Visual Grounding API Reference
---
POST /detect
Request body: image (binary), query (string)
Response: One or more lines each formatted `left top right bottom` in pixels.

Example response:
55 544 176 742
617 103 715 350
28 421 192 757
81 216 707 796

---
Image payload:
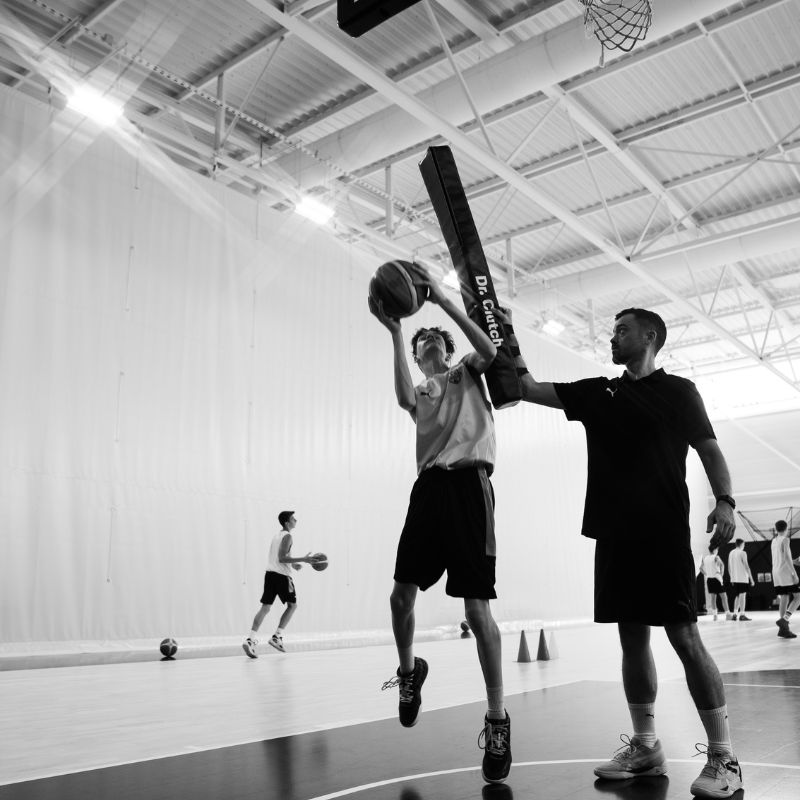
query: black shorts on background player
260 572 296 605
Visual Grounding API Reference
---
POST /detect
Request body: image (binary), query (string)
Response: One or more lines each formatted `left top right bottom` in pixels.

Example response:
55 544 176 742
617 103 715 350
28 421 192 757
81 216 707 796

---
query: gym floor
2 612 798 799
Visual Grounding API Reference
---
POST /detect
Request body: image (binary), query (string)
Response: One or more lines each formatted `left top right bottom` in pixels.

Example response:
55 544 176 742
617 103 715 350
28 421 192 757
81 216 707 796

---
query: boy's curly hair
410 326 455 363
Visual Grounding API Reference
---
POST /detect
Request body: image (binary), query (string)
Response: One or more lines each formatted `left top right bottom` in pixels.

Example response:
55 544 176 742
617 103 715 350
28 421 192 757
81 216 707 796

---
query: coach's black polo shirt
554 369 715 541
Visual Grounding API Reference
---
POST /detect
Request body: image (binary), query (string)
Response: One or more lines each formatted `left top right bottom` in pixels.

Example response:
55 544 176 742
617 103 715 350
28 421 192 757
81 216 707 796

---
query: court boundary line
305 759 800 800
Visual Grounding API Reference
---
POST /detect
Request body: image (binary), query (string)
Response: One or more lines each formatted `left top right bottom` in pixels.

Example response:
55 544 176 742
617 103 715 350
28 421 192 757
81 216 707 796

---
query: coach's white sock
248 629 258 640
274 627 285 637
699 706 733 756
628 702 657 747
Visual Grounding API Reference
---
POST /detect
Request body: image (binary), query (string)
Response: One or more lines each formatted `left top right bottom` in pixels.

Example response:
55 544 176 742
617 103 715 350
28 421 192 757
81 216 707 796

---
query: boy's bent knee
390 588 415 614
464 599 494 629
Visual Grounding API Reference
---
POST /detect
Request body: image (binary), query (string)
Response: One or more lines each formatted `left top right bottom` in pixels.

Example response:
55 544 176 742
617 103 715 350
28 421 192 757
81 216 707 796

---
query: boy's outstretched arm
370 297 416 415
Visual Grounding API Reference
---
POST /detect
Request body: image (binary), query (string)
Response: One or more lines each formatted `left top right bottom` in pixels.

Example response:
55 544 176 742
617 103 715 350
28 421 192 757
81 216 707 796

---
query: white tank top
771 535 797 586
727 548 750 583
702 554 722 581
267 531 293 576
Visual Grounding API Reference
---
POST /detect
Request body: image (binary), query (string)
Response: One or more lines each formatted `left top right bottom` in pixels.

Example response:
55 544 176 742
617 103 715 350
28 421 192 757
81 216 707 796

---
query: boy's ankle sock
486 686 505 720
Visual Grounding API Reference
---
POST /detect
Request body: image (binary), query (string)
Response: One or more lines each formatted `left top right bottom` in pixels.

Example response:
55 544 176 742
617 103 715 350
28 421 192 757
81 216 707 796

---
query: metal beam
244 0 800 396
404 62 800 220
726 418 800 474
61 0 128 46
432 0 505 53
272 0 762 189
543 85 700 231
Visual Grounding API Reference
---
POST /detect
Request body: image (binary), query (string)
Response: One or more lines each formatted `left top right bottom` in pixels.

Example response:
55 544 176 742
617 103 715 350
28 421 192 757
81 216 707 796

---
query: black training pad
419 146 521 410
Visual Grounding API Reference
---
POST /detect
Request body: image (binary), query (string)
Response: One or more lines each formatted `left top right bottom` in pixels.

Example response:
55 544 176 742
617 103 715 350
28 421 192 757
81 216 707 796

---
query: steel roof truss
698 18 800 191
219 38 283 151
562 103 624 251
423 0 495 155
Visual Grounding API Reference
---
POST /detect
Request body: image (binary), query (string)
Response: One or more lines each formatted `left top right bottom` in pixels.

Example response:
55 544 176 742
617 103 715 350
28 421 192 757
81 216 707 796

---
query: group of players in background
701 529 800 634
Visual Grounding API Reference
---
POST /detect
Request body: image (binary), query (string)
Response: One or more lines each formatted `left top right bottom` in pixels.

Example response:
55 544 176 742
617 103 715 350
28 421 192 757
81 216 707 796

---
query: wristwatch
715 494 736 510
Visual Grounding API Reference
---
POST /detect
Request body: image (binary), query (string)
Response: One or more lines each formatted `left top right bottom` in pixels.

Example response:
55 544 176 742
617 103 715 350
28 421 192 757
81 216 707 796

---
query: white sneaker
690 746 742 798
242 637 258 658
268 634 285 653
594 734 667 779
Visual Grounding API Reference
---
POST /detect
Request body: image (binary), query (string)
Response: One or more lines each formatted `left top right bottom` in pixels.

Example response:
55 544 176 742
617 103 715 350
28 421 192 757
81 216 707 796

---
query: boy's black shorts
594 531 697 625
394 465 496 599
260 571 296 605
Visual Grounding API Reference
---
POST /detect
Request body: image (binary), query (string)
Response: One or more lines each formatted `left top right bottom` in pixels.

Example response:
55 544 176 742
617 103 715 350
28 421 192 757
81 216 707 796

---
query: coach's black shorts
260 571 296 605
594 532 696 625
775 583 800 595
394 466 496 599
706 577 724 594
731 581 750 593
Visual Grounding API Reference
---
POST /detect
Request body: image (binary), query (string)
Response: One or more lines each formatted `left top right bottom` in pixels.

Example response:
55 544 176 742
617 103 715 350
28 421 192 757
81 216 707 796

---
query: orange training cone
548 631 559 660
536 628 550 661
516 630 532 663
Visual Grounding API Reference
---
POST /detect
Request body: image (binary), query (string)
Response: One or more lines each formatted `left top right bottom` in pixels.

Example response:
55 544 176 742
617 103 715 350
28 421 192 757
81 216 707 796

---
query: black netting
738 507 798 541
580 0 652 62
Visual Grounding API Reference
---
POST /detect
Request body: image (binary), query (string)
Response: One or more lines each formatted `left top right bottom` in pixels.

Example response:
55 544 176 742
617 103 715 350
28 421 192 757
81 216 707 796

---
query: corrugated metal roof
1 0 799 407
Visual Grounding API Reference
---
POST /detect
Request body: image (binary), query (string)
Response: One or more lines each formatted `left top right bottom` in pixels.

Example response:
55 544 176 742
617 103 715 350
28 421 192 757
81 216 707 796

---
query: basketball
311 552 328 571
368 260 428 319
159 637 177 658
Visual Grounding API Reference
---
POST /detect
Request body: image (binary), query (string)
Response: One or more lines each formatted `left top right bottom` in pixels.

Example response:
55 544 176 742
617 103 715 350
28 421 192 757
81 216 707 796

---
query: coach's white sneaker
690 746 742 798
594 734 667 779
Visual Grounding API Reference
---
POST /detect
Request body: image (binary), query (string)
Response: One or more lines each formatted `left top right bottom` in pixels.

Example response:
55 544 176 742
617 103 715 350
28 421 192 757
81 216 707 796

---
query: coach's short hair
775 519 788 533
615 308 667 353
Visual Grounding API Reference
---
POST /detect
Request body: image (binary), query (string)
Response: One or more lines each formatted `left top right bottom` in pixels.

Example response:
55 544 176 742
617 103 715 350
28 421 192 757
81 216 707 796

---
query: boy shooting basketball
370 264 511 785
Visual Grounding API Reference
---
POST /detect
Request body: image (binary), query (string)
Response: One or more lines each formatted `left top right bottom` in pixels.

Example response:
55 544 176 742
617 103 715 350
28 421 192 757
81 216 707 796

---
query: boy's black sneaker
479 712 512 784
382 656 428 727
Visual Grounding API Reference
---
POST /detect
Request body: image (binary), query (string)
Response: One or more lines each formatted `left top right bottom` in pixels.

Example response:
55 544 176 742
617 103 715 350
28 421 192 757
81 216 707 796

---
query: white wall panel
0 88 712 646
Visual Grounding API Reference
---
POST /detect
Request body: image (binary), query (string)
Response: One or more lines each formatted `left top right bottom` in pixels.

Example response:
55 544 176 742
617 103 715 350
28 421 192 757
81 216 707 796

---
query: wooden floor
1 612 798 798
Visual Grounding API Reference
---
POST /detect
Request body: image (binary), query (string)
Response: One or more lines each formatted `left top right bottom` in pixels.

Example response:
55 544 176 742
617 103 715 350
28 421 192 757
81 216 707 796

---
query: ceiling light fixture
67 85 123 127
294 196 334 225
542 318 565 336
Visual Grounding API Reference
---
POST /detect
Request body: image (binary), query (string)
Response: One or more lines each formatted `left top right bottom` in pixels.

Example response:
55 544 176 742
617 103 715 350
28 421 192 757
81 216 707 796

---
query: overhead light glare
294 196 334 225
542 318 565 336
443 269 459 289
67 85 123 127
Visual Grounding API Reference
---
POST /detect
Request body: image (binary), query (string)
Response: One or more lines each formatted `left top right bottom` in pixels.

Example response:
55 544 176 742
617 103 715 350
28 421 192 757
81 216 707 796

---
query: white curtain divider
0 87 709 646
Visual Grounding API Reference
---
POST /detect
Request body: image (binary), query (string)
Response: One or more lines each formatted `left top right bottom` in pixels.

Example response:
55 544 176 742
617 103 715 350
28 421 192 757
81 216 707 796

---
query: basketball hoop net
579 0 653 66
